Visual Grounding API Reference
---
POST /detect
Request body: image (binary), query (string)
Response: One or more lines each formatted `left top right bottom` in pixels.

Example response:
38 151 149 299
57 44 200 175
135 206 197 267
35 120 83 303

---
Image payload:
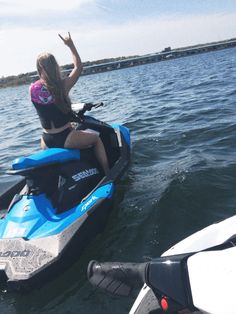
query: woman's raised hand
58 32 74 48
58 32 82 93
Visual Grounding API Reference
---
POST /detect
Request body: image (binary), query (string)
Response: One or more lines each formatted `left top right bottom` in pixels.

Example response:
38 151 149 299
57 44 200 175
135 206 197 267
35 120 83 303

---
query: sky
1 0 236 77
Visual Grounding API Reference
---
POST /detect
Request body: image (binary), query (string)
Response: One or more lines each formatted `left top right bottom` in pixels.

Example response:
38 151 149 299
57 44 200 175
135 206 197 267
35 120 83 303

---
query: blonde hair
36 52 71 113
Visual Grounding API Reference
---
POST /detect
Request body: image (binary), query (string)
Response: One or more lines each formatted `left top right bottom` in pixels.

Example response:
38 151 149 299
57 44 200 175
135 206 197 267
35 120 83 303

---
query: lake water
1 47 236 313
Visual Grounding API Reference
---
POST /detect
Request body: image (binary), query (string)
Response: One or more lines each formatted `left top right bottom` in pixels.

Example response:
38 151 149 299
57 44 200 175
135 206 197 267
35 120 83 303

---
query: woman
30 32 109 175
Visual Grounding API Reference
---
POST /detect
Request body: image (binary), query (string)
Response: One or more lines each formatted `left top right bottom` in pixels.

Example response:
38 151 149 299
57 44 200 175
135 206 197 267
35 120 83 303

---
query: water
1 47 236 313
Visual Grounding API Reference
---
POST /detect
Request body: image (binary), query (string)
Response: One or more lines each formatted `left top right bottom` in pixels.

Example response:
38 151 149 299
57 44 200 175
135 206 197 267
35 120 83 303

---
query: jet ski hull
0 117 130 291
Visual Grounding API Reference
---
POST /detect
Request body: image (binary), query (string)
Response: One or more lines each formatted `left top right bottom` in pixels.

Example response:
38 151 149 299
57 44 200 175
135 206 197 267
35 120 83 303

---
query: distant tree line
1 37 236 89
0 56 138 89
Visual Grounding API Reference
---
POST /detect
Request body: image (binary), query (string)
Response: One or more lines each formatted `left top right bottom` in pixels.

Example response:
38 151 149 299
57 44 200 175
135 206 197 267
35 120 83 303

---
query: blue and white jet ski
88 214 236 314
0 102 130 291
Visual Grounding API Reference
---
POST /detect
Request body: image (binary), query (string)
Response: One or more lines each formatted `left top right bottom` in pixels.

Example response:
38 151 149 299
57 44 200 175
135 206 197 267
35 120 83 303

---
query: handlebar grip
84 103 93 111
87 260 148 296
94 102 104 108
85 102 104 110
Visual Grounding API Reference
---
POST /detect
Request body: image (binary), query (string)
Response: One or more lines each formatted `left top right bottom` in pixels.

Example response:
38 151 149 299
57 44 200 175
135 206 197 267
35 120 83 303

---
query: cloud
75 12 236 60
0 0 100 31
0 0 94 15
1 11 236 77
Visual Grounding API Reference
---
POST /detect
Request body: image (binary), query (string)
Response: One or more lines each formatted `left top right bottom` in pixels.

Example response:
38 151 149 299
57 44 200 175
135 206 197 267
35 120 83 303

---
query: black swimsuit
42 128 72 148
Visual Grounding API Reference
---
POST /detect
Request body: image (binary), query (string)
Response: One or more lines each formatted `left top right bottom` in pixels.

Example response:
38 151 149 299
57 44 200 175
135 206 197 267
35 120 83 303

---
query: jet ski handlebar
71 102 104 114
87 255 195 313
70 102 104 123
87 260 147 296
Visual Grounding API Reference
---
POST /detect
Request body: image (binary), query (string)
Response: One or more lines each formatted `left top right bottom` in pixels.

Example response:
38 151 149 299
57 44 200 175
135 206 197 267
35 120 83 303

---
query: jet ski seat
8 148 81 174
7 148 102 212
6 148 82 199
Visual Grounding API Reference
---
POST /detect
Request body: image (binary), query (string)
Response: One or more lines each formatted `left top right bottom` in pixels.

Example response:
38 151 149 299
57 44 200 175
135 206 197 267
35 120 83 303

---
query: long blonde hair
36 52 71 114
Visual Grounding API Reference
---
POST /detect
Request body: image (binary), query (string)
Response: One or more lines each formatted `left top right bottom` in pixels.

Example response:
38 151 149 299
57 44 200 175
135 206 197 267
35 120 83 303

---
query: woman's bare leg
41 137 48 150
64 130 109 175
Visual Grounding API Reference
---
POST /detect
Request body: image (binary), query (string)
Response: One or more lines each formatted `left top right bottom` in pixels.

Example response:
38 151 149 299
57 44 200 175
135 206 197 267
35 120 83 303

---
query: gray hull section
0 213 87 287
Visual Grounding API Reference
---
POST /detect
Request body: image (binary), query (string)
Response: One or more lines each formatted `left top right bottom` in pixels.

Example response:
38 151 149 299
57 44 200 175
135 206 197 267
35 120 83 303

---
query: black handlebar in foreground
87 260 147 296
87 254 195 313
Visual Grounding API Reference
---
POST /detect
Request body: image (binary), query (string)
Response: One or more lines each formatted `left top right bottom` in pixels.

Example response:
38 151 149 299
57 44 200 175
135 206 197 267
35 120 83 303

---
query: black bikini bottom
42 128 72 148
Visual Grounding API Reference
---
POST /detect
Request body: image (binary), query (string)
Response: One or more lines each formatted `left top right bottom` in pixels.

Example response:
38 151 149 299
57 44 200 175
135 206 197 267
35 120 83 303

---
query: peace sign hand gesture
58 32 74 48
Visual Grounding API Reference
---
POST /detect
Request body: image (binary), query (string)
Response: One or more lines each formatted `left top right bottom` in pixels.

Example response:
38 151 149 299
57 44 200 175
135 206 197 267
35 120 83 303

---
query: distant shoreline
1 37 236 89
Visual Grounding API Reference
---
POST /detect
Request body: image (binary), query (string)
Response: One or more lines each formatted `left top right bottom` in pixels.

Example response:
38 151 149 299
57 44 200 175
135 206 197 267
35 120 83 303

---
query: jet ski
0 102 130 292
88 214 236 314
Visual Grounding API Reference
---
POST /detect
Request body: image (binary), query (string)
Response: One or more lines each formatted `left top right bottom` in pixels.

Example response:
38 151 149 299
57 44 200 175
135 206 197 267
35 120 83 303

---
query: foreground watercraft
0 102 130 291
88 214 236 314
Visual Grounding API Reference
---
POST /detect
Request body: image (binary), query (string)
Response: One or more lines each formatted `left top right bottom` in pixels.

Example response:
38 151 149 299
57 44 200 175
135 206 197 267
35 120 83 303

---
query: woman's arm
59 32 83 94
